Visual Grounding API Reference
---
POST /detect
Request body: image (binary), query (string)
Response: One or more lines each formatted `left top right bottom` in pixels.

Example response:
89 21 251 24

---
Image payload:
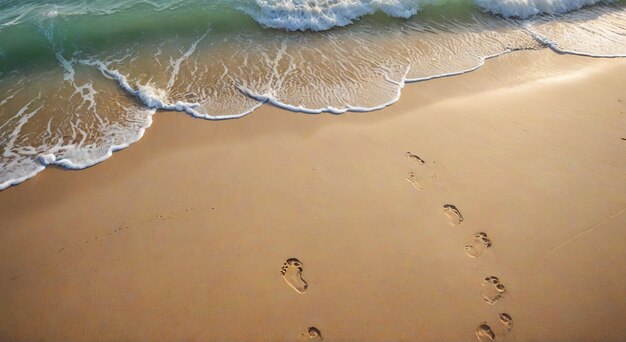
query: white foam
474 0 606 19
2 102 42 161
0 163 45 191
43 109 155 170
524 6 626 58
242 0 617 31
0 99 44 190
406 50 514 82
37 154 57 165
238 66 409 113
527 29 626 58
166 31 208 91
81 58 261 120
0 103 157 191
242 0 426 31
46 10 59 18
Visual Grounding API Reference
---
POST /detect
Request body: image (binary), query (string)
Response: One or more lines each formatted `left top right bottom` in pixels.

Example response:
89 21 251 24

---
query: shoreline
1 49 625 341
3 36 625 193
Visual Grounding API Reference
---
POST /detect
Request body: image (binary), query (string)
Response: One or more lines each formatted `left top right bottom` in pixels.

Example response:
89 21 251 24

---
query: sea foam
243 0 614 31
475 0 607 18
242 0 426 31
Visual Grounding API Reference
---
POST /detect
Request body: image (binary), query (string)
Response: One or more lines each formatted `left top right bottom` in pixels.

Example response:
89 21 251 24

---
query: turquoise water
1 0 625 189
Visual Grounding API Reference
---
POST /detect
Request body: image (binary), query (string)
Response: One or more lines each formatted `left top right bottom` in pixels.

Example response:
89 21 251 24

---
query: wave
475 0 607 19
243 0 616 31
241 0 425 31
1 0 617 34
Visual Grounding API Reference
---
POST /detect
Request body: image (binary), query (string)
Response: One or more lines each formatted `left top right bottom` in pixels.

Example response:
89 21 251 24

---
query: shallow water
1 0 625 189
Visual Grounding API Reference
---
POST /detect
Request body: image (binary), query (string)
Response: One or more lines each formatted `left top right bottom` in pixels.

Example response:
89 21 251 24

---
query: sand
0 49 625 341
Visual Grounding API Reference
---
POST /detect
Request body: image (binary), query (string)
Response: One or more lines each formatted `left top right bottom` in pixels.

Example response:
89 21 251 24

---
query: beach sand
0 49 625 341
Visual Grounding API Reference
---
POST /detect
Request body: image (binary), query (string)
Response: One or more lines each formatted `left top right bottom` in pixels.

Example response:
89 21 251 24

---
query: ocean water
1 0 625 190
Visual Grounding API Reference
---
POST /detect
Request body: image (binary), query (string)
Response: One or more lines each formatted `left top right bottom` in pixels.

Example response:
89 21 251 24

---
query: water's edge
1 1 625 190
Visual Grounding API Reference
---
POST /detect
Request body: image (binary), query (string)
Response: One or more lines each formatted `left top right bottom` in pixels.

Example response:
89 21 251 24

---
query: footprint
481 276 506 305
475 313 513 340
465 232 492 258
280 258 308 294
475 323 495 341
407 172 424 191
499 313 513 331
300 327 322 340
406 152 425 164
443 204 463 225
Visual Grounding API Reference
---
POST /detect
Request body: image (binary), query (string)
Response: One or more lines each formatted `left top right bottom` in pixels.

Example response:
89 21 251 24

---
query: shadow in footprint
406 152 425 164
300 327 323 340
443 204 463 226
499 313 513 332
482 276 506 305
465 232 492 258
281 258 308 294
475 323 495 341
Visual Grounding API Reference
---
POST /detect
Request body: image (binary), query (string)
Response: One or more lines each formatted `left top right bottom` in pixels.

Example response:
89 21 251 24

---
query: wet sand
0 49 625 341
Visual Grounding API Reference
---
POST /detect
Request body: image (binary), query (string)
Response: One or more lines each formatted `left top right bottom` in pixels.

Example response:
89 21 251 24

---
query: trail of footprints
437 202 512 340
438 202 512 340
404 151 512 340
279 152 437 338
279 152 513 340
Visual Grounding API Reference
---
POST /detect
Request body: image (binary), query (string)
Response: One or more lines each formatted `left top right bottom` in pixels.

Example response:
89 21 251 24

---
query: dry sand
0 49 625 341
